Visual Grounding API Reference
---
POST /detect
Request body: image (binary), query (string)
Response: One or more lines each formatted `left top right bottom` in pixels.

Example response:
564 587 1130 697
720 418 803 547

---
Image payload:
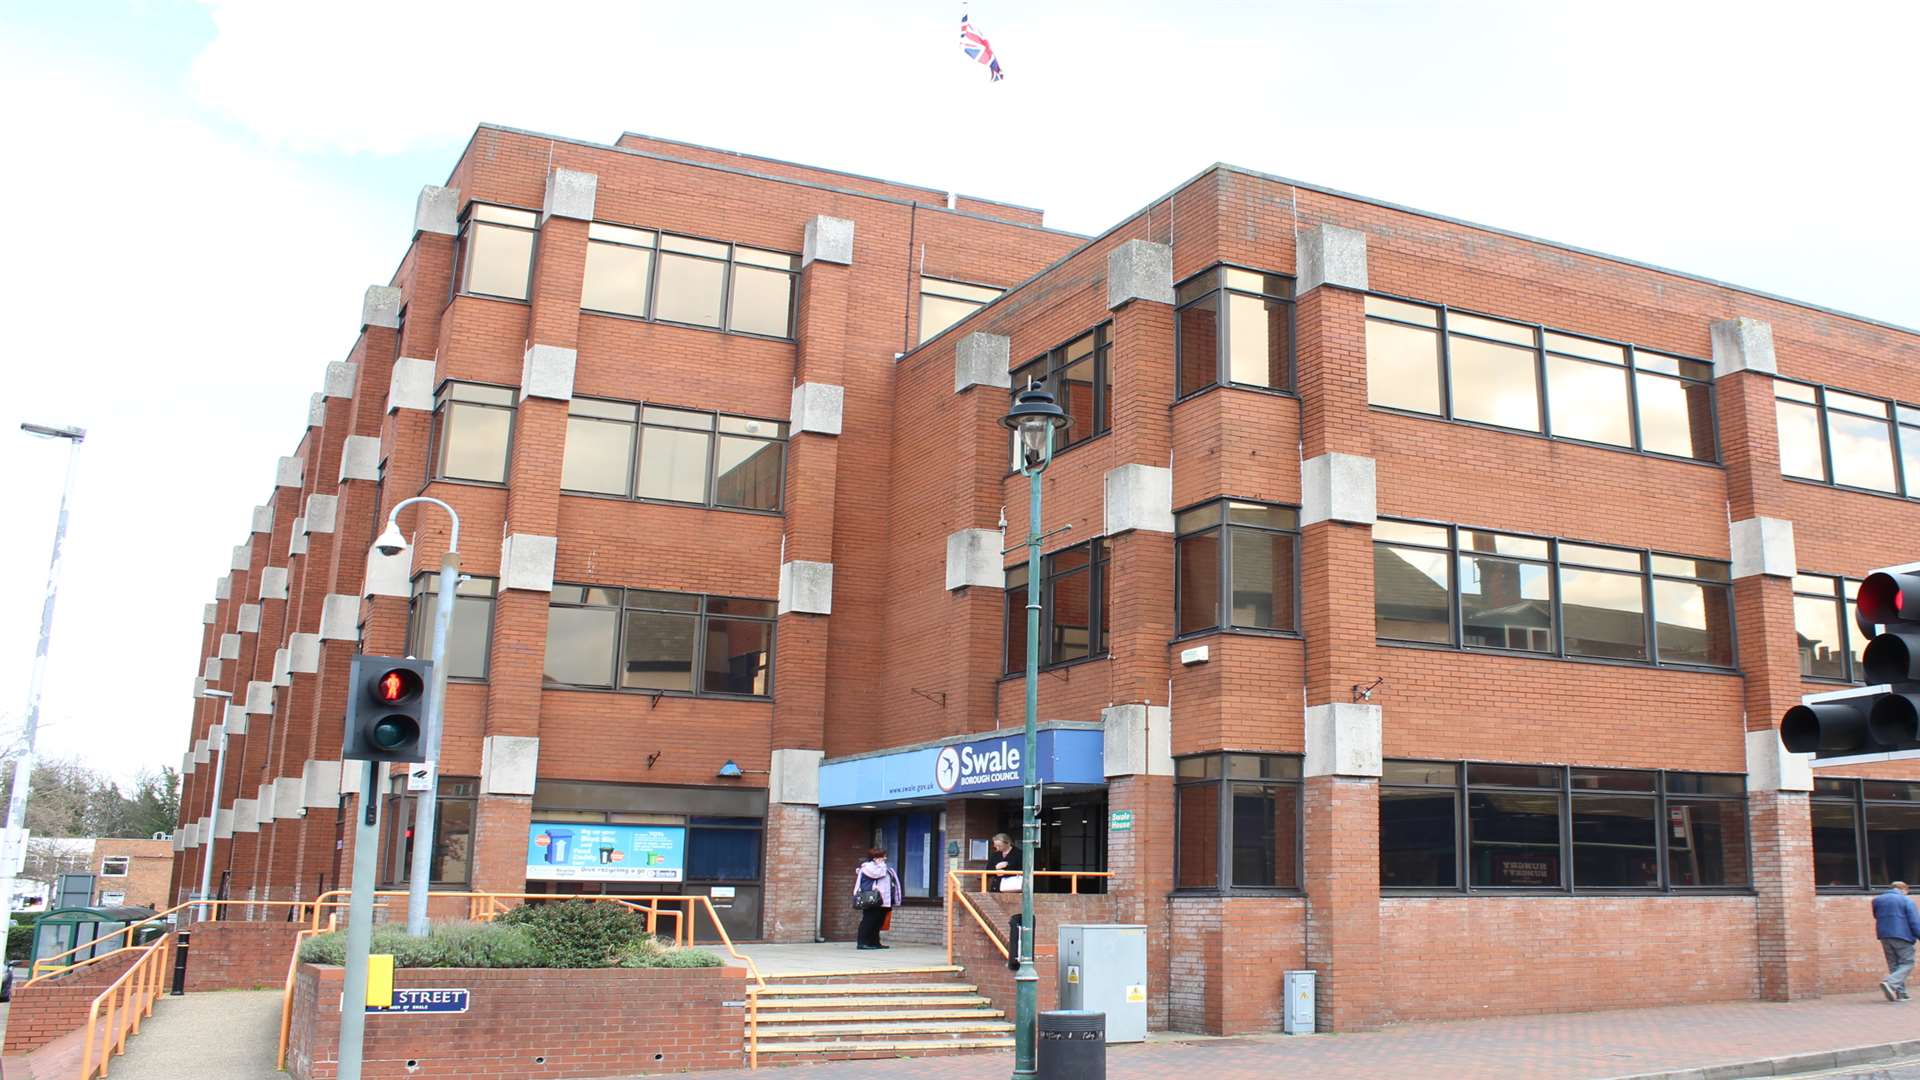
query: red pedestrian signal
343 655 430 763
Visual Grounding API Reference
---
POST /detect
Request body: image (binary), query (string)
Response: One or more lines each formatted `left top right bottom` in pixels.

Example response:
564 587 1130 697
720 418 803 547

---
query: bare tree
19 838 94 902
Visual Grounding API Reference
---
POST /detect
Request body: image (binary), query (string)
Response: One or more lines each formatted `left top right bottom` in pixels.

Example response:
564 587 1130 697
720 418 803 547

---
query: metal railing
29 899 347 984
943 870 1112 965
77 932 174 1079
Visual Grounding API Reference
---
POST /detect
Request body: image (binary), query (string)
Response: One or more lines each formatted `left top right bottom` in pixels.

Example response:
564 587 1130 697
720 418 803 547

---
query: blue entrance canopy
819 725 1104 808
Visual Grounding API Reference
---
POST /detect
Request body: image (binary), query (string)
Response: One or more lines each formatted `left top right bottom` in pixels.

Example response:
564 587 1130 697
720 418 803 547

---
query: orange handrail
29 899 349 983
945 872 1010 963
952 869 1113 895
275 916 337 1071
77 932 172 1079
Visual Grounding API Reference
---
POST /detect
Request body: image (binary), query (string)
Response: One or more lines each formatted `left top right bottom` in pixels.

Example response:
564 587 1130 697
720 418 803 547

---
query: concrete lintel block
289 518 308 556
214 808 234 840
1106 239 1174 309
1296 223 1370 294
945 528 1006 590
236 603 261 633
215 574 232 601
193 738 211 765
202 603 217 625
273 777 303 819
219 633 242 660
307 393 327 428
322 360 357 399
365 547 411 599
1102 704 1174 778
171 829 186 851
520 344 577 402
272 647 291 688
251 503 274 534
802 215 855 267
245 680 274 716
955 333 1012 393
259 566 289 601
790 382 845 436
1730 516 1796 579
1301 452 1378 527
1747 728 1813 792
500 533 558 592
1710 317 1778 378
193 676 207 698
482 736 540 796
303 760 343 807
181 751 195 776
232 799 260 834
770 748 825 806
275 455 304 488
230 541 253 571
1304 702 1384 778
542 168 598 222
340 761 372 796
387 357 435 413
1104 463 1175 535
289 633 321 674
256 781 277 822
362 285 404 330
203 657 222 682
777 560 834 616
304 493 340 535
338 435 381 483
414 184 461 236
318 594 360 642
224 705 248 735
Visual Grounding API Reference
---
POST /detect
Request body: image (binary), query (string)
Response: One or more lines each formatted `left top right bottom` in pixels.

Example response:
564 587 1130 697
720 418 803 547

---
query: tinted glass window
1560 566 1647 661
563 410 636 495
1812 800 1862 888
1366 319 1443 414
1572 794 1658 888
1229 782 1298 888
438 399 512 483
465 221 534 300
1177 292 1220 397
637 425 711 503
543 606 618 687
1380 788 1457 887
1226 292 1290 389
1794 593 1848 680
620 610 697 691
1652 579 1734 668
1176 782 1219 889
1547 355 1632 447
1668 797 1749 887
704 616 771 695
408 577 495 680
581 240 652 317
728 265 794 337
1868 803 1920 888
1176 530 1220 635
1459 554 1552 652
1449 336 1540 431
1776 396 1827 481
1004 564 1029 675
1635 372 1715 460
1829 410 1898 492
1375 544 1451 643
1469 791 1561 887
654 252 726 327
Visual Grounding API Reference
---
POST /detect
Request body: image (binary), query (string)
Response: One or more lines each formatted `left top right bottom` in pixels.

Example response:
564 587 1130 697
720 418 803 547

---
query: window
1372 519 1735 670
430 383 515 484
456 204 537 301
580 225 797 338
1364 296 1717 461
1775 379 1920 497
728 247 800 337
874 811 944 900
1175 500 1299 635
1794 573 1870 682
407 574 497 680
1174 266 1295 397
1004 540 1110 673
1384 761 1748 893
581 223 655 317
381 777 477 887
1009 326 1111 464
919 278 1001 344
1814 778 1920 890
688 817 766 884
543 586 774 697
100 856 129 877
564 398 786 512
1174 754 1301 892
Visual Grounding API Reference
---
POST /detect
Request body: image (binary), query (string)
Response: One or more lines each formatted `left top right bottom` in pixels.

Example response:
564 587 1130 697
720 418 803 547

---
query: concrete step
754 1007 1006 1024
752 994 993 1010
760 1020 1015 1038
755 982 979 997
756 1037 1014 1056
762 965 965 982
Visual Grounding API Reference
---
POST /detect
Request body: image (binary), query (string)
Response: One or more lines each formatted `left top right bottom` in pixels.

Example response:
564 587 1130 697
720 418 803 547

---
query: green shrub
298 921 543 969
628 947 724 969
496 900 649 969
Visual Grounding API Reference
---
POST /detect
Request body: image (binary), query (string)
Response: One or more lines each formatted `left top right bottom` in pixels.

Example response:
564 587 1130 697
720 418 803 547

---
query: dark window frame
1002 539 1111 675
1793 571 1870 684
1773 376 1920 502
1372 517 1738 673
1383 759 1752 896
1173 264 1298 400
560 395 788 514
1173 752 1304 895
580 223 798 341
406 572 499 682
1174 498 1302 638
1008 324 1112 467
1363 292 1720 465
454 203 539 303
542 584 776 700
379 776 479 888
428 380 517 487
1813 777 1920 893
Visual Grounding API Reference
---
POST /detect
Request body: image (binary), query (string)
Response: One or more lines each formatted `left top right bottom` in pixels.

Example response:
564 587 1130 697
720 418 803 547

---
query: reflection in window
1559 544 1646 661
1364 298 1443 415
1449 323 1540 432
1175 500 1299 635
1828 390 1897 492
458 204 537 301
431 383 515 484
586 228 796 339
562 398 638 495
1794 573 1868 682
1545 334 1631 447
728 248 799 338
564 398 786 512
919 278 1002 344
1009 325 1111 464
544 586 774 697
1459 533 1553 654
581 224 656 317
1380 761 1458 887
407 575 497 680
1175 754 1301 891
1005 540 1109 671
1813 779 1920 891
1174 267 1295 396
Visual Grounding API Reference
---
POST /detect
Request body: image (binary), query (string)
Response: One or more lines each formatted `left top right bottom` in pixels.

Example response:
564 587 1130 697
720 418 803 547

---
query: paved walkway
12 989 287 1080
681 992 1920 1080
731 942 950 977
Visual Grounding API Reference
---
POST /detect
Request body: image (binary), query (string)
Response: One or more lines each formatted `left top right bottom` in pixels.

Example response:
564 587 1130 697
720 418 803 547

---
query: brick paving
688 992 1920 1080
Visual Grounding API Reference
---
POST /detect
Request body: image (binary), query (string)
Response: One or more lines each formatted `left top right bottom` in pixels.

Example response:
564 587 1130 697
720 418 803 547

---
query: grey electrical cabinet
1283 969 1316 1034
1057 923 1147 1043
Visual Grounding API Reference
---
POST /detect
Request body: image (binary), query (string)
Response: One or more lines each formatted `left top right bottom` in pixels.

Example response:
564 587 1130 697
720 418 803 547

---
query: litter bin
1037 1009 1105 1080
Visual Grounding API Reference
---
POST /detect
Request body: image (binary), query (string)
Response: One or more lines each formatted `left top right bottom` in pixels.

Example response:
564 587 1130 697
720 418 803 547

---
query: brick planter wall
949 892 1117 1022
1818 893 1888 995
2 947 146 1053
287 963 746 1079
184 920 308 991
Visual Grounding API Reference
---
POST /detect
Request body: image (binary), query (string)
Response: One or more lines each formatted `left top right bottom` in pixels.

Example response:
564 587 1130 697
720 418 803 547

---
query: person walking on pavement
1873 879 1920 1000
853 846 902 951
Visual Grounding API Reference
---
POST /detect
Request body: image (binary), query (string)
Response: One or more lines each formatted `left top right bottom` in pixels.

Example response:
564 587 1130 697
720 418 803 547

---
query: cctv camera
373 521 409 558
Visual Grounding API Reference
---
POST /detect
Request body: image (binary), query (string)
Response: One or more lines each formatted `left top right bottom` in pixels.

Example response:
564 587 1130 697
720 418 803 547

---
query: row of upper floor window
453 202 1008 346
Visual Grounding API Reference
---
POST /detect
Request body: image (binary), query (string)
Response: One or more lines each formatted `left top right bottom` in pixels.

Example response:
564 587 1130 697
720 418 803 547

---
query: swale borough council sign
936 739 1023 794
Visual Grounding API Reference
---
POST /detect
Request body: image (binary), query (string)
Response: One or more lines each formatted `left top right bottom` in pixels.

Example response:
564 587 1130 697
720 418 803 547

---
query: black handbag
853 888 883 910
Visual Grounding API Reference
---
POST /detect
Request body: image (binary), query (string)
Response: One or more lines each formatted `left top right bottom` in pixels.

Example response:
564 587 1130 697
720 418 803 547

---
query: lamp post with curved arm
372 496 461 936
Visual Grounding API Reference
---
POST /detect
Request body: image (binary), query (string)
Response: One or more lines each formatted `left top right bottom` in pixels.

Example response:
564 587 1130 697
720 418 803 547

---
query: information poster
525 822 686 882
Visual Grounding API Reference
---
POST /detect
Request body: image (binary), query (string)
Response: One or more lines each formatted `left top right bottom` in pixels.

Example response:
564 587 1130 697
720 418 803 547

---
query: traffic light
343 655 430 763
1783 568 1920 759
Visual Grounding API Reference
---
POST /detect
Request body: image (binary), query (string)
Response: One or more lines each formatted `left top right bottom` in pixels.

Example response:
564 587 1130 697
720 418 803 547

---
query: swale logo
936 746 963 792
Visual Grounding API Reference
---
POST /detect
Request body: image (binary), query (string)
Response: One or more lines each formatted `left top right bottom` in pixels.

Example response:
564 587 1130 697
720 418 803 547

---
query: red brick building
173 125 1920 1032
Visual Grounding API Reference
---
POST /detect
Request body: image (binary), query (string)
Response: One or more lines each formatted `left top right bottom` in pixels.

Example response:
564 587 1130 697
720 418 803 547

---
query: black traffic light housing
1784 569 1920 760
343 654 430 763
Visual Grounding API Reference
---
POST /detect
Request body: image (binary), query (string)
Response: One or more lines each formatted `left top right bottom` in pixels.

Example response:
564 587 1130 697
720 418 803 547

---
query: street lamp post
372 497 461 936
0 423 85 965
194 688 236 920
1001 383 1069 1079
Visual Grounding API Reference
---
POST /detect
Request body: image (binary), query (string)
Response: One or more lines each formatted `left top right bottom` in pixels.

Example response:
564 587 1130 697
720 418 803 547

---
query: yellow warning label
366 954 395 1008
1125 984 1145 1003
1066 965 1081 984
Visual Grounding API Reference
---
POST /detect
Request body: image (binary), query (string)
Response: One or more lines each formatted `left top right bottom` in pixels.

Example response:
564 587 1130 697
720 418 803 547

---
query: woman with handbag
853 846 902 950
990 833 1024 893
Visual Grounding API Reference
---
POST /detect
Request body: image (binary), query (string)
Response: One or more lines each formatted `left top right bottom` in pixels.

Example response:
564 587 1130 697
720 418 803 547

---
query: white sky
1 0 1915 786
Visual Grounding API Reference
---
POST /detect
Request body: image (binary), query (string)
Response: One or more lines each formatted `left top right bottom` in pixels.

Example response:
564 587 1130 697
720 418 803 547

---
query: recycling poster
525 821 686 882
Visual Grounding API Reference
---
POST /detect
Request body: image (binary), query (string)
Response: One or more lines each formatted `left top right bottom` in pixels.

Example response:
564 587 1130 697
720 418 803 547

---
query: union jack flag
960 12 1004 82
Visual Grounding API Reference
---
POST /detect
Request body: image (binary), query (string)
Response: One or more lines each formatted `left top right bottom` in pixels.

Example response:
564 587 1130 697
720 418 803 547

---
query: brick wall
948 891 1117 1022
183 920 307 992
2 947 145 1053
1818 893 1892 995
287 963 746 1079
